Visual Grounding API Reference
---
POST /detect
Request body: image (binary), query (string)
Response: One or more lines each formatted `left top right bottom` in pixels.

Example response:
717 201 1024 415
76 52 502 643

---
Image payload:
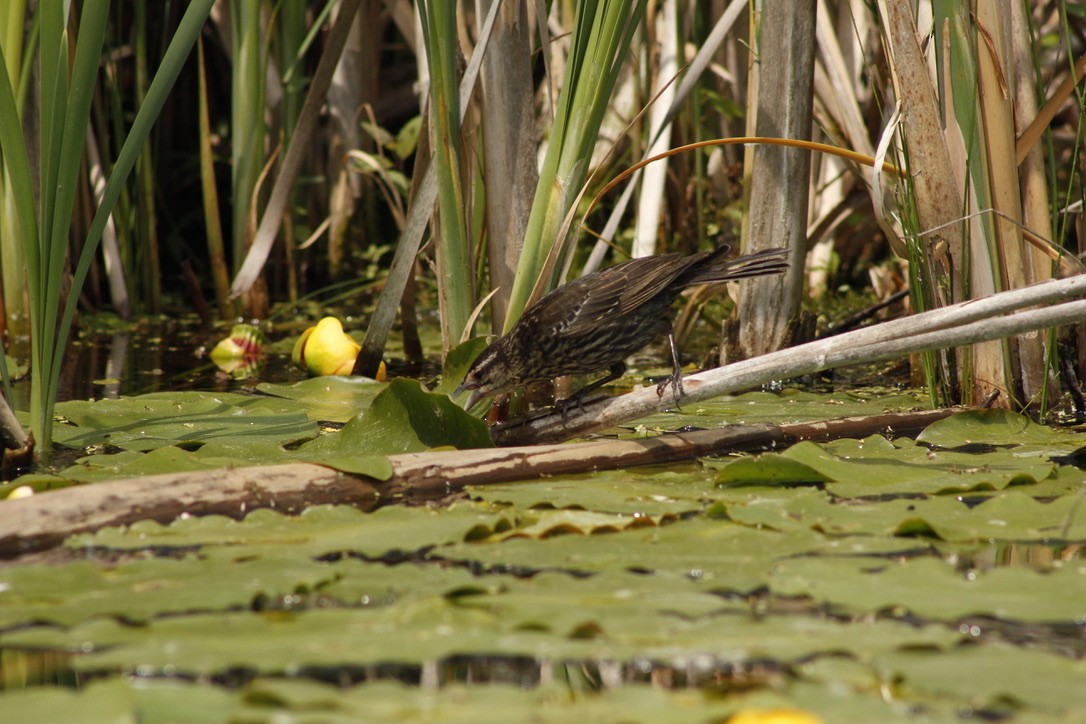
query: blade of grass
229 0 363 299
197 36 234 319
504 0 648 331
355 0 501 376
44 0 215 453
418 0 473 354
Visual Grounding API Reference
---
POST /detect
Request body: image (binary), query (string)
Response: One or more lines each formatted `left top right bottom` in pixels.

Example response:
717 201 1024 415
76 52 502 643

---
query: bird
456 245 790 412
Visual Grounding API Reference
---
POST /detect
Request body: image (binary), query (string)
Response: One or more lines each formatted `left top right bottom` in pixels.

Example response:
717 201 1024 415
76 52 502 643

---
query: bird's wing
559 253 698 334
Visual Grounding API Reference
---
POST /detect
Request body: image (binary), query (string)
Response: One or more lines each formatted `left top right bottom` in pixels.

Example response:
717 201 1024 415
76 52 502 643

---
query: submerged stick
0 394 28 452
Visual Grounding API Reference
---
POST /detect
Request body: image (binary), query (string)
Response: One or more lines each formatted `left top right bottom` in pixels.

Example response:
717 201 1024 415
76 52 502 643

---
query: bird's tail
683 246 791 285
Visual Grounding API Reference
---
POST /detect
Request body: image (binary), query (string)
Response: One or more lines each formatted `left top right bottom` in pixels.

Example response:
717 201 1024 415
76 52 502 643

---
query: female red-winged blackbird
456 245 790 410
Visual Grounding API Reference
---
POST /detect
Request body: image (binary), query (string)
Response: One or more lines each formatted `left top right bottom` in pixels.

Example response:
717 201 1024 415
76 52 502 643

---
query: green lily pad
65 504 513 559
634 388 930 431
0 555 337 627
0 678 237 724
716 487 1086 542
257 376 386 423
467 465 718 516
770 555 1086 622
877 642 1086 713
53 392 316 452
297 378 491 455
917 409 1086 451
715 436 1056 497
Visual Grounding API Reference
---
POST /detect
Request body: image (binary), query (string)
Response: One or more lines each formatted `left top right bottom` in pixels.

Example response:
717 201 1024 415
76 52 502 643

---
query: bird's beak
452 382 487 411
464 388 487 410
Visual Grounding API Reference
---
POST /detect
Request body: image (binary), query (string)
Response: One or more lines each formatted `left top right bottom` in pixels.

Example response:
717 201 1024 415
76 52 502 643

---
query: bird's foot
555 392 584 422
656 371 684 410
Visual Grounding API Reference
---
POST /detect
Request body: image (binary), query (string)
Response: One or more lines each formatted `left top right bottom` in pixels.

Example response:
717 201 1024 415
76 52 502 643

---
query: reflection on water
11 320 305 410
964 540 1084 573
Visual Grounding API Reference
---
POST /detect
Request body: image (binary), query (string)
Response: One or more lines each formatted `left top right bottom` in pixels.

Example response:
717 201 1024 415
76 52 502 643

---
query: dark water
11 317 306 409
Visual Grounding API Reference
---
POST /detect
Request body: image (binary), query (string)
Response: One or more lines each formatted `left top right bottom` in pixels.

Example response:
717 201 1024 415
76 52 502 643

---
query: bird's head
453 339 518 409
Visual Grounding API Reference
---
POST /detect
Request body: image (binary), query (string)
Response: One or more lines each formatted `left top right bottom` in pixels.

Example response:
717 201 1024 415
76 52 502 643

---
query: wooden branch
0 464 380 559
0 408 955 558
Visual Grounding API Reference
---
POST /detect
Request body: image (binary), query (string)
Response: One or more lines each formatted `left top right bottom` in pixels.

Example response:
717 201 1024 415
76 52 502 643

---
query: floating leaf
64 504 513 559
770 556 1086 622
297 378 492 455
716 487 1086 542
0 556 336 627
635 388 929 431
877 643 1086 712
715 436 1056 497
467 466 717 516
917 409 1086 451
257 376 386 423
53 392 316 452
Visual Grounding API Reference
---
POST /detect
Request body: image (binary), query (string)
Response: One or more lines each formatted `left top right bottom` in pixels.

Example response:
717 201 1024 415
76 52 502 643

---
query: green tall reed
503 0 647 331
0 3 29 350
418 0 473 352
0 1 213 458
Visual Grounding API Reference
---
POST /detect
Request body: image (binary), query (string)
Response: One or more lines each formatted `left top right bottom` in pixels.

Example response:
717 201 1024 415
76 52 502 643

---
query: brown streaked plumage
456 245 790 410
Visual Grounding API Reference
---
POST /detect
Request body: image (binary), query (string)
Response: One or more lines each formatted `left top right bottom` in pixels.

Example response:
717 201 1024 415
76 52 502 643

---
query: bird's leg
556 361 627 419
656 327 685 409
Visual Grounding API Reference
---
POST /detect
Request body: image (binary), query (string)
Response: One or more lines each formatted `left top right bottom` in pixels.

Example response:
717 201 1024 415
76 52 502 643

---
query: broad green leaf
877 643 1086 712
53 392 315 452
917 409 1086 451
0 555 336 627
770 556 1086 622
717 488 1086 542
713 453 830 487
257 376 386 423
1 586 956 678
439 516 920 593
298 378 491 455
65 504 512 559
468 465 717 516
435 336 490 397
716 436 1056 497
635 388 929 431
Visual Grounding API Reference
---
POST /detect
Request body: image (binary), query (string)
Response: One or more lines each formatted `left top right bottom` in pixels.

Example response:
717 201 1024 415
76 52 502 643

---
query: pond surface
2 323 1086 722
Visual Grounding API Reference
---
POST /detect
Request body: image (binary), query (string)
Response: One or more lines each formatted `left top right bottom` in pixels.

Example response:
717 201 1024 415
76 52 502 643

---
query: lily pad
0 555 337 627
877 642 1086 712
297 378 491 455
64 504 514 559
716 488 1086 542
467 465 718 516
53 392 315 452
770 555 1086 622
917 409 1086 451
634 388 929 431
257 376 386 423
715 436 1056 497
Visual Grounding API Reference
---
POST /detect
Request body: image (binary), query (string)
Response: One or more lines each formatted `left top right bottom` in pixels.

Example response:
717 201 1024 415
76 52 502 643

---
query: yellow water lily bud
294 317 361 376
291 326 314 368
209 324 265 378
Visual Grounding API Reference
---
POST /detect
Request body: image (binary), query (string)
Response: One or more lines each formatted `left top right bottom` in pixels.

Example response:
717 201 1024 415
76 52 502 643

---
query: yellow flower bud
294 317 361 376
